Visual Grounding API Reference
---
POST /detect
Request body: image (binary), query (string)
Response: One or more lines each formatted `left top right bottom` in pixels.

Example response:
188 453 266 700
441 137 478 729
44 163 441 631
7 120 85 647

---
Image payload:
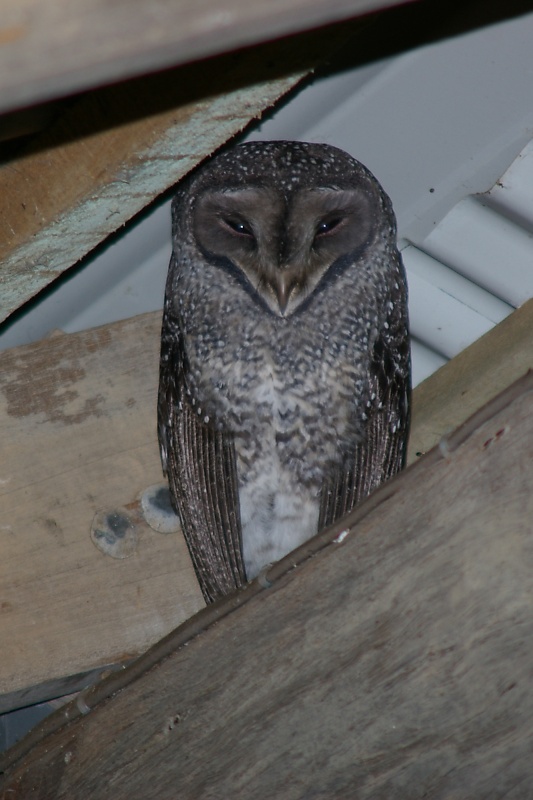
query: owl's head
175 141 397 318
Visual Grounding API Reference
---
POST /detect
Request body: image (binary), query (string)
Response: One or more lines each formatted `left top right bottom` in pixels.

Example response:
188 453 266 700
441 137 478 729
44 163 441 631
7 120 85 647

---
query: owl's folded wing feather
158 306 246 604
318 310 411 530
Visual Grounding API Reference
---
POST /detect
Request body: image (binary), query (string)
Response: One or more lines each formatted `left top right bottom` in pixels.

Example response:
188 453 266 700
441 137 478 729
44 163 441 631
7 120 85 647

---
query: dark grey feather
318 302 411 528
158 279 245 602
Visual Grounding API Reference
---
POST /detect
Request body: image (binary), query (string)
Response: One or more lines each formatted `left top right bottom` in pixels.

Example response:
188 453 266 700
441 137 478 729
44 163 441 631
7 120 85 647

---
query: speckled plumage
158 141 410 602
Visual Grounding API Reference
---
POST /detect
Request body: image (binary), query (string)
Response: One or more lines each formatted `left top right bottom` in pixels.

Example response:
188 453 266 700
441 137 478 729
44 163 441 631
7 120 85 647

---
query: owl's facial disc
193 186 375 318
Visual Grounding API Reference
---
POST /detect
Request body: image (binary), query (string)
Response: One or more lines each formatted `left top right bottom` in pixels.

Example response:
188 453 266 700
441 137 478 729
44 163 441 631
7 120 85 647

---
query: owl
158 141 410 603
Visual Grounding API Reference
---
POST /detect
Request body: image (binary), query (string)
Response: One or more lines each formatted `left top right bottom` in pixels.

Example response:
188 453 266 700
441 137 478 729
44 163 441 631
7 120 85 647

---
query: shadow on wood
2 369 532 796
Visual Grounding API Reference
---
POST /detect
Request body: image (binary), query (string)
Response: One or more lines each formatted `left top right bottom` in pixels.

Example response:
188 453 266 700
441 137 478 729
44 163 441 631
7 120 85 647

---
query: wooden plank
0 312 204 713
0 23 357 325
0 0 411 114
2 370 532 793
409 296 533 461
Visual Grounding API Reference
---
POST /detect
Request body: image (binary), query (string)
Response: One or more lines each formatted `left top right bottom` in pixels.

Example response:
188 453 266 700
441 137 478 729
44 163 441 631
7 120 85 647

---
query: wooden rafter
409 297 533 461
0 0 413 114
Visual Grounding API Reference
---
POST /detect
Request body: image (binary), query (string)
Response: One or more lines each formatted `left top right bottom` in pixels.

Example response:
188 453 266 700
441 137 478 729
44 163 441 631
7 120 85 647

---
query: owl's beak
271 270 296 316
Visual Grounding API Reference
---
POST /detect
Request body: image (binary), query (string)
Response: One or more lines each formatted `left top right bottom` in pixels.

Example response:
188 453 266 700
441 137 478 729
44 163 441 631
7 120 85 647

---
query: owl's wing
158 303 246 604
318 301 411 530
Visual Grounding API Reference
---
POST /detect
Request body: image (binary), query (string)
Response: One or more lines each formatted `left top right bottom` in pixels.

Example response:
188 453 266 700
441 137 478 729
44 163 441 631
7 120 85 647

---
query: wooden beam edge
409 297 533 462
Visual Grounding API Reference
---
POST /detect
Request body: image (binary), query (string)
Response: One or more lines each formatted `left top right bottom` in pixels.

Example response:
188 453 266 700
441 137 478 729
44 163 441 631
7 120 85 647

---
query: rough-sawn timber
2 371 532 796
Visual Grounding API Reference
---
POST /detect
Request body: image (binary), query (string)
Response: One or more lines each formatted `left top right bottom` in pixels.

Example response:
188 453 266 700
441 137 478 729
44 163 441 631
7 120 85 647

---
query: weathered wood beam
0 312 203 714
2 365 532 793
409 296 533 461
0 23 357 325
0 0 412 114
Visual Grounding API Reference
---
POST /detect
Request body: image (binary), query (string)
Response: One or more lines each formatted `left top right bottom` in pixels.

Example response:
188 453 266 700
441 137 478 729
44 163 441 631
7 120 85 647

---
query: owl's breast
179 255 387 470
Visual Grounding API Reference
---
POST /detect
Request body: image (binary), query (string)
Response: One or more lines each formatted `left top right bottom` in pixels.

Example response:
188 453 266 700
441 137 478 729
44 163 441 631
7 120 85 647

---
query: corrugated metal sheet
2 11 533 388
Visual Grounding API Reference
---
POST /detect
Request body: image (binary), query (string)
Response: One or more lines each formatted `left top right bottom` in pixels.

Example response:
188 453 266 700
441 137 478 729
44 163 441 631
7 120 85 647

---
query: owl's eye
315 216 344 238
222 217 254 238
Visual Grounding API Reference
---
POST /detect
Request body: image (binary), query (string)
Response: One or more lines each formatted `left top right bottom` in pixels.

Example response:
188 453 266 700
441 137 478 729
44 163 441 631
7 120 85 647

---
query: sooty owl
158 141 410 603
